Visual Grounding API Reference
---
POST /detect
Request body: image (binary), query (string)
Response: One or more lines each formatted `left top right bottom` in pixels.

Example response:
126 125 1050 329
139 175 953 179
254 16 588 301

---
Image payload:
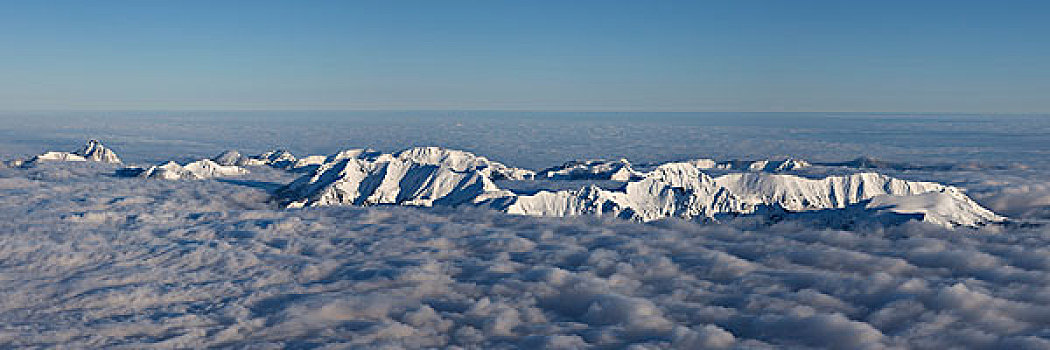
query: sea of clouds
0 112 1047 348
0 163 1048 348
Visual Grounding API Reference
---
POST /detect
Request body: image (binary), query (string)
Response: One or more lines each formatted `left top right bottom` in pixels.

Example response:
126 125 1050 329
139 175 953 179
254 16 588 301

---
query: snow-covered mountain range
17 139 123 166
277 149 1001 228
136 159 249 180
8 140 1007 228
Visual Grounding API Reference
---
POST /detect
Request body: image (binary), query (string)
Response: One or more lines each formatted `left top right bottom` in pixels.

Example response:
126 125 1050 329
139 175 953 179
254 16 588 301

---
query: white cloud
0 162 1047 348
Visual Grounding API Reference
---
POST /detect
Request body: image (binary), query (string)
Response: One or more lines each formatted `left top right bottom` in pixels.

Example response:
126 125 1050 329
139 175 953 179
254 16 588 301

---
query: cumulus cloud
974 182 1050 220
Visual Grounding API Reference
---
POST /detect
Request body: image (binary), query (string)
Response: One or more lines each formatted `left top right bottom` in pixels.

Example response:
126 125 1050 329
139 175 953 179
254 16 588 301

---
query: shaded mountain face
212 150 246 166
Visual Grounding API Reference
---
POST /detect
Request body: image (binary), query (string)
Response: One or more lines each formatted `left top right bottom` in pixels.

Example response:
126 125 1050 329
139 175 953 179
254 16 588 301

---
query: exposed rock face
75 140 122 163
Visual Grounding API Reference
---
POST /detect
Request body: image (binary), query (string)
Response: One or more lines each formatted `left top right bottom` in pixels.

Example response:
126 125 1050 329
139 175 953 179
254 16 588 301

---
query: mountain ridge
0 141 1008 228
275 147 1004 228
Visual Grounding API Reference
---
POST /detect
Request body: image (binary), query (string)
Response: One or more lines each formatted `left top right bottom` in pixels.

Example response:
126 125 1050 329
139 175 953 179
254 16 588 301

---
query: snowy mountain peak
212 150 246 166
139 159 249 180
23 140 122 165
213 149 321 171
394 146 535 180
643 162 716 189
684 157 810 172
30 151 88 163
539 158 640 181
326 148 385 163
279 155 507 208
75 139 122 164
243 150 298 168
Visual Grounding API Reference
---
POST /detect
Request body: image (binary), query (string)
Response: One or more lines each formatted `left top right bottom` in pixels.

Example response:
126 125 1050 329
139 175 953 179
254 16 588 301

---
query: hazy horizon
4 109 1050 115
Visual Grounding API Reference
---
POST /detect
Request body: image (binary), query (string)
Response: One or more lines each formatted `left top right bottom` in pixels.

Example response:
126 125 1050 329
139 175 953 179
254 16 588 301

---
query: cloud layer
0 163 1047 348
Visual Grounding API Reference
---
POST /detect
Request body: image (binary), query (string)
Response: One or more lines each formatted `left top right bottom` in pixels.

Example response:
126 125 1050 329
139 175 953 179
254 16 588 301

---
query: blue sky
1 0 1047 112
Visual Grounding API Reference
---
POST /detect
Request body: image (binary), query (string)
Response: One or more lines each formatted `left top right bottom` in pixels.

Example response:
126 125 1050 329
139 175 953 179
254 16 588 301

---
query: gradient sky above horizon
1 0 1048 113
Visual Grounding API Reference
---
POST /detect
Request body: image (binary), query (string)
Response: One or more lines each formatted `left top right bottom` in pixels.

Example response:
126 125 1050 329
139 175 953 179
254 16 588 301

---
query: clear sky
1 0 1048 112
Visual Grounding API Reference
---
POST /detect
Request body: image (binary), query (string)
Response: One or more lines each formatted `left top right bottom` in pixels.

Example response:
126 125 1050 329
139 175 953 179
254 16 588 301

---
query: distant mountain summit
212 150 247 166
538 159 640 181
244 150 298 168
277 147 521 208
24 140 122 165
138 159 249 180
393 146 535 181
75 139 122 163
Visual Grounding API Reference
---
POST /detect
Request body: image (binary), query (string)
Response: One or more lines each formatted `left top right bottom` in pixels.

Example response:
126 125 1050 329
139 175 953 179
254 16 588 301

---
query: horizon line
1 108 1047 115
